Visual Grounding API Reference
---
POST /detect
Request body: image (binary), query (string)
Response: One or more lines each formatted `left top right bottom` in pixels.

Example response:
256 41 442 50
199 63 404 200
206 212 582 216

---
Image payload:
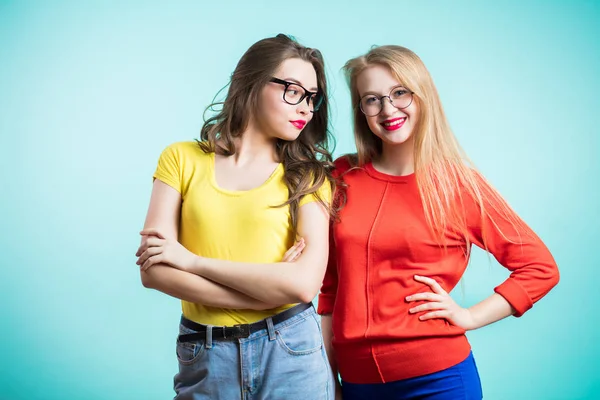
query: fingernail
405 296 411 301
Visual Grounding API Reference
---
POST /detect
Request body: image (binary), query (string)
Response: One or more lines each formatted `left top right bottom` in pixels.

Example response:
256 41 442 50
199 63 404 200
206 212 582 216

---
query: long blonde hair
343 45 526 251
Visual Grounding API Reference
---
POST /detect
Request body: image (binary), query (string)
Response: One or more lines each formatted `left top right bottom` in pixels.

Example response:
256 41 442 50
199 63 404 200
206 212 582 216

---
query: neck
374 137 415 176
228 120 279 165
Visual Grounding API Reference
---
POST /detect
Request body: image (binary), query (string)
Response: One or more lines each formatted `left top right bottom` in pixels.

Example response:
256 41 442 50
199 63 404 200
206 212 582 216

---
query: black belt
178 302 313 342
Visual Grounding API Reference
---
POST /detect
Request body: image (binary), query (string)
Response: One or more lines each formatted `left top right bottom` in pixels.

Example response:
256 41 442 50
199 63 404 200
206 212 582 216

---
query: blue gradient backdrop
1 1 598 399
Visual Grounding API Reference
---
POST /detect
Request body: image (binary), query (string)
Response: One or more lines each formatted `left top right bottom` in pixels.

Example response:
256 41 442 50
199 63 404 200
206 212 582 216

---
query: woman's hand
281 238 305 262
406 275 477 331
136 228 198 272
137 230 305 272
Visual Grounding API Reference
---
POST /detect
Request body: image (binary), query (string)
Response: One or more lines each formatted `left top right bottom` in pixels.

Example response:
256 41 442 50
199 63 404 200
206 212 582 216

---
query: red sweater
318 157 559 383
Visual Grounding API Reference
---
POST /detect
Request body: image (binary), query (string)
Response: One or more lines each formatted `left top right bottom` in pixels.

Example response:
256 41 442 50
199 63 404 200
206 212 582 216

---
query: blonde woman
318 46 559 399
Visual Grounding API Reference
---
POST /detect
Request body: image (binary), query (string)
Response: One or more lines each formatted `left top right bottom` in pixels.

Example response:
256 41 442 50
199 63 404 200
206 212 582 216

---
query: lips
290 120 306 129
380 117 406 131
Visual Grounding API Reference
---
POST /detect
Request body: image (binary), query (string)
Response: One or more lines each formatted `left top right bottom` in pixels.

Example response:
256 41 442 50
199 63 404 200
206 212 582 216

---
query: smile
381 117 406 131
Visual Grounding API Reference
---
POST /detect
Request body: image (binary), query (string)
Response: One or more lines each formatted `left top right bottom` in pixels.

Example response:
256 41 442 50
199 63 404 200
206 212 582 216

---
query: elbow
289 260 326 304
283 282 318 304
294 282 321 304
140 270 155 289
535 262 560 300
297 290 318 304
548 264 560 290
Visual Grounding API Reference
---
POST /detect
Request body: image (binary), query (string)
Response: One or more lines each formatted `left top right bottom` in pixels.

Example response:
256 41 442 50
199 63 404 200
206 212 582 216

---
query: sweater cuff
494 279 534 317
317 293 335 315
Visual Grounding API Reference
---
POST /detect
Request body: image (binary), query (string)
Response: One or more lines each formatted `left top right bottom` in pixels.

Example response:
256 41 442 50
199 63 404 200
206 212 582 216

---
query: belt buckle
222 324 250 339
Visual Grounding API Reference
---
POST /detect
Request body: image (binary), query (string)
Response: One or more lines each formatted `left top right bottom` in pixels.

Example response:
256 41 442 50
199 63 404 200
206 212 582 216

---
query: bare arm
406 275 515 330
186 200 330 304
141 266 278 309
139 179 278 310
466 293 515 329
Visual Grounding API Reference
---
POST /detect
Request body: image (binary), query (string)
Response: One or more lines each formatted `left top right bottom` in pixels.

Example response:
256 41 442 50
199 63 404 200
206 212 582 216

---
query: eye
364 96 378 105
285 84 303 99
392 88 408 98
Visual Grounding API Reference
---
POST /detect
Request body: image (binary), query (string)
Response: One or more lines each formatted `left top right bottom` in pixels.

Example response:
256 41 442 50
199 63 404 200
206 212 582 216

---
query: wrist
465 307 482 331
189 255 206 275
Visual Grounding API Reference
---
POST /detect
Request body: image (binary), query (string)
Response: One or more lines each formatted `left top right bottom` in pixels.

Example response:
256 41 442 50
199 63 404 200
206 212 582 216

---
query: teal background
1 1 598 399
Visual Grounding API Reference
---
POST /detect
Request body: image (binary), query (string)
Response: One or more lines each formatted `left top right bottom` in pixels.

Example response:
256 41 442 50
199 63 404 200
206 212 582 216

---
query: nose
379 96 397 116
297 100 310 115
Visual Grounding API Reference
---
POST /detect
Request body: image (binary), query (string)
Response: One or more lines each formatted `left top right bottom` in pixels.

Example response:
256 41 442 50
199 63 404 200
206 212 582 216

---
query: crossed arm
137 179 328 308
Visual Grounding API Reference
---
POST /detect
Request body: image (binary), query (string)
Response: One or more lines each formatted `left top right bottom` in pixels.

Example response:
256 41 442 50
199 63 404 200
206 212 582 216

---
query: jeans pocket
176 324 206 365
275 313 323 356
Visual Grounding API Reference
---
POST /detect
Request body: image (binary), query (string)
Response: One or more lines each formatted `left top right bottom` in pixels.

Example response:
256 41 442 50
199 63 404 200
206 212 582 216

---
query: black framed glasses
270 77 323 112
359 86 414 117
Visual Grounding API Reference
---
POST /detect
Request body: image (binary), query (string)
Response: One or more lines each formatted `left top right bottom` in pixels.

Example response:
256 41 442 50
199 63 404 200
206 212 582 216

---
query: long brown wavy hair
343 45 528 252
198 34 334 235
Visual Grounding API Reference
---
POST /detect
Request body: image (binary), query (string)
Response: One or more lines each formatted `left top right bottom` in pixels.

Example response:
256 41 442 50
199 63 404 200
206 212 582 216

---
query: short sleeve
299 177 332 207
153 143 183 193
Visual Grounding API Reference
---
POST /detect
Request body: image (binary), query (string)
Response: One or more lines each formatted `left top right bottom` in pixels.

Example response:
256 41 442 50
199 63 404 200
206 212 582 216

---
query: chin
376 131 412 146
275 131 302 142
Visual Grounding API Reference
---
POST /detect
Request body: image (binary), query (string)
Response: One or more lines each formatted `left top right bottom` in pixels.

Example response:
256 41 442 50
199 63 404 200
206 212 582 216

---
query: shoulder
458 168 495 197
165 140 207 155
453 167 509 214
332 154 356 177
160 140 211 162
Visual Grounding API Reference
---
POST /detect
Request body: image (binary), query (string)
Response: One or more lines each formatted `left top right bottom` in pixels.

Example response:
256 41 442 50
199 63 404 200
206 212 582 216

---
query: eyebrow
282 77 319 92
360 84 407 97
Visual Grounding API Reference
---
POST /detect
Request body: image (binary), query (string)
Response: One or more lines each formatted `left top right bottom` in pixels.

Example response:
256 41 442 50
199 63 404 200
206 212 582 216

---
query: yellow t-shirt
153 141 332 326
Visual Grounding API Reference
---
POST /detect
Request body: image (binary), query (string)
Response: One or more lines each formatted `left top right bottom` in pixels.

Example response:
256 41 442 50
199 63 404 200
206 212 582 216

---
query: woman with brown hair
136 34 335 399
319 45 559 399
